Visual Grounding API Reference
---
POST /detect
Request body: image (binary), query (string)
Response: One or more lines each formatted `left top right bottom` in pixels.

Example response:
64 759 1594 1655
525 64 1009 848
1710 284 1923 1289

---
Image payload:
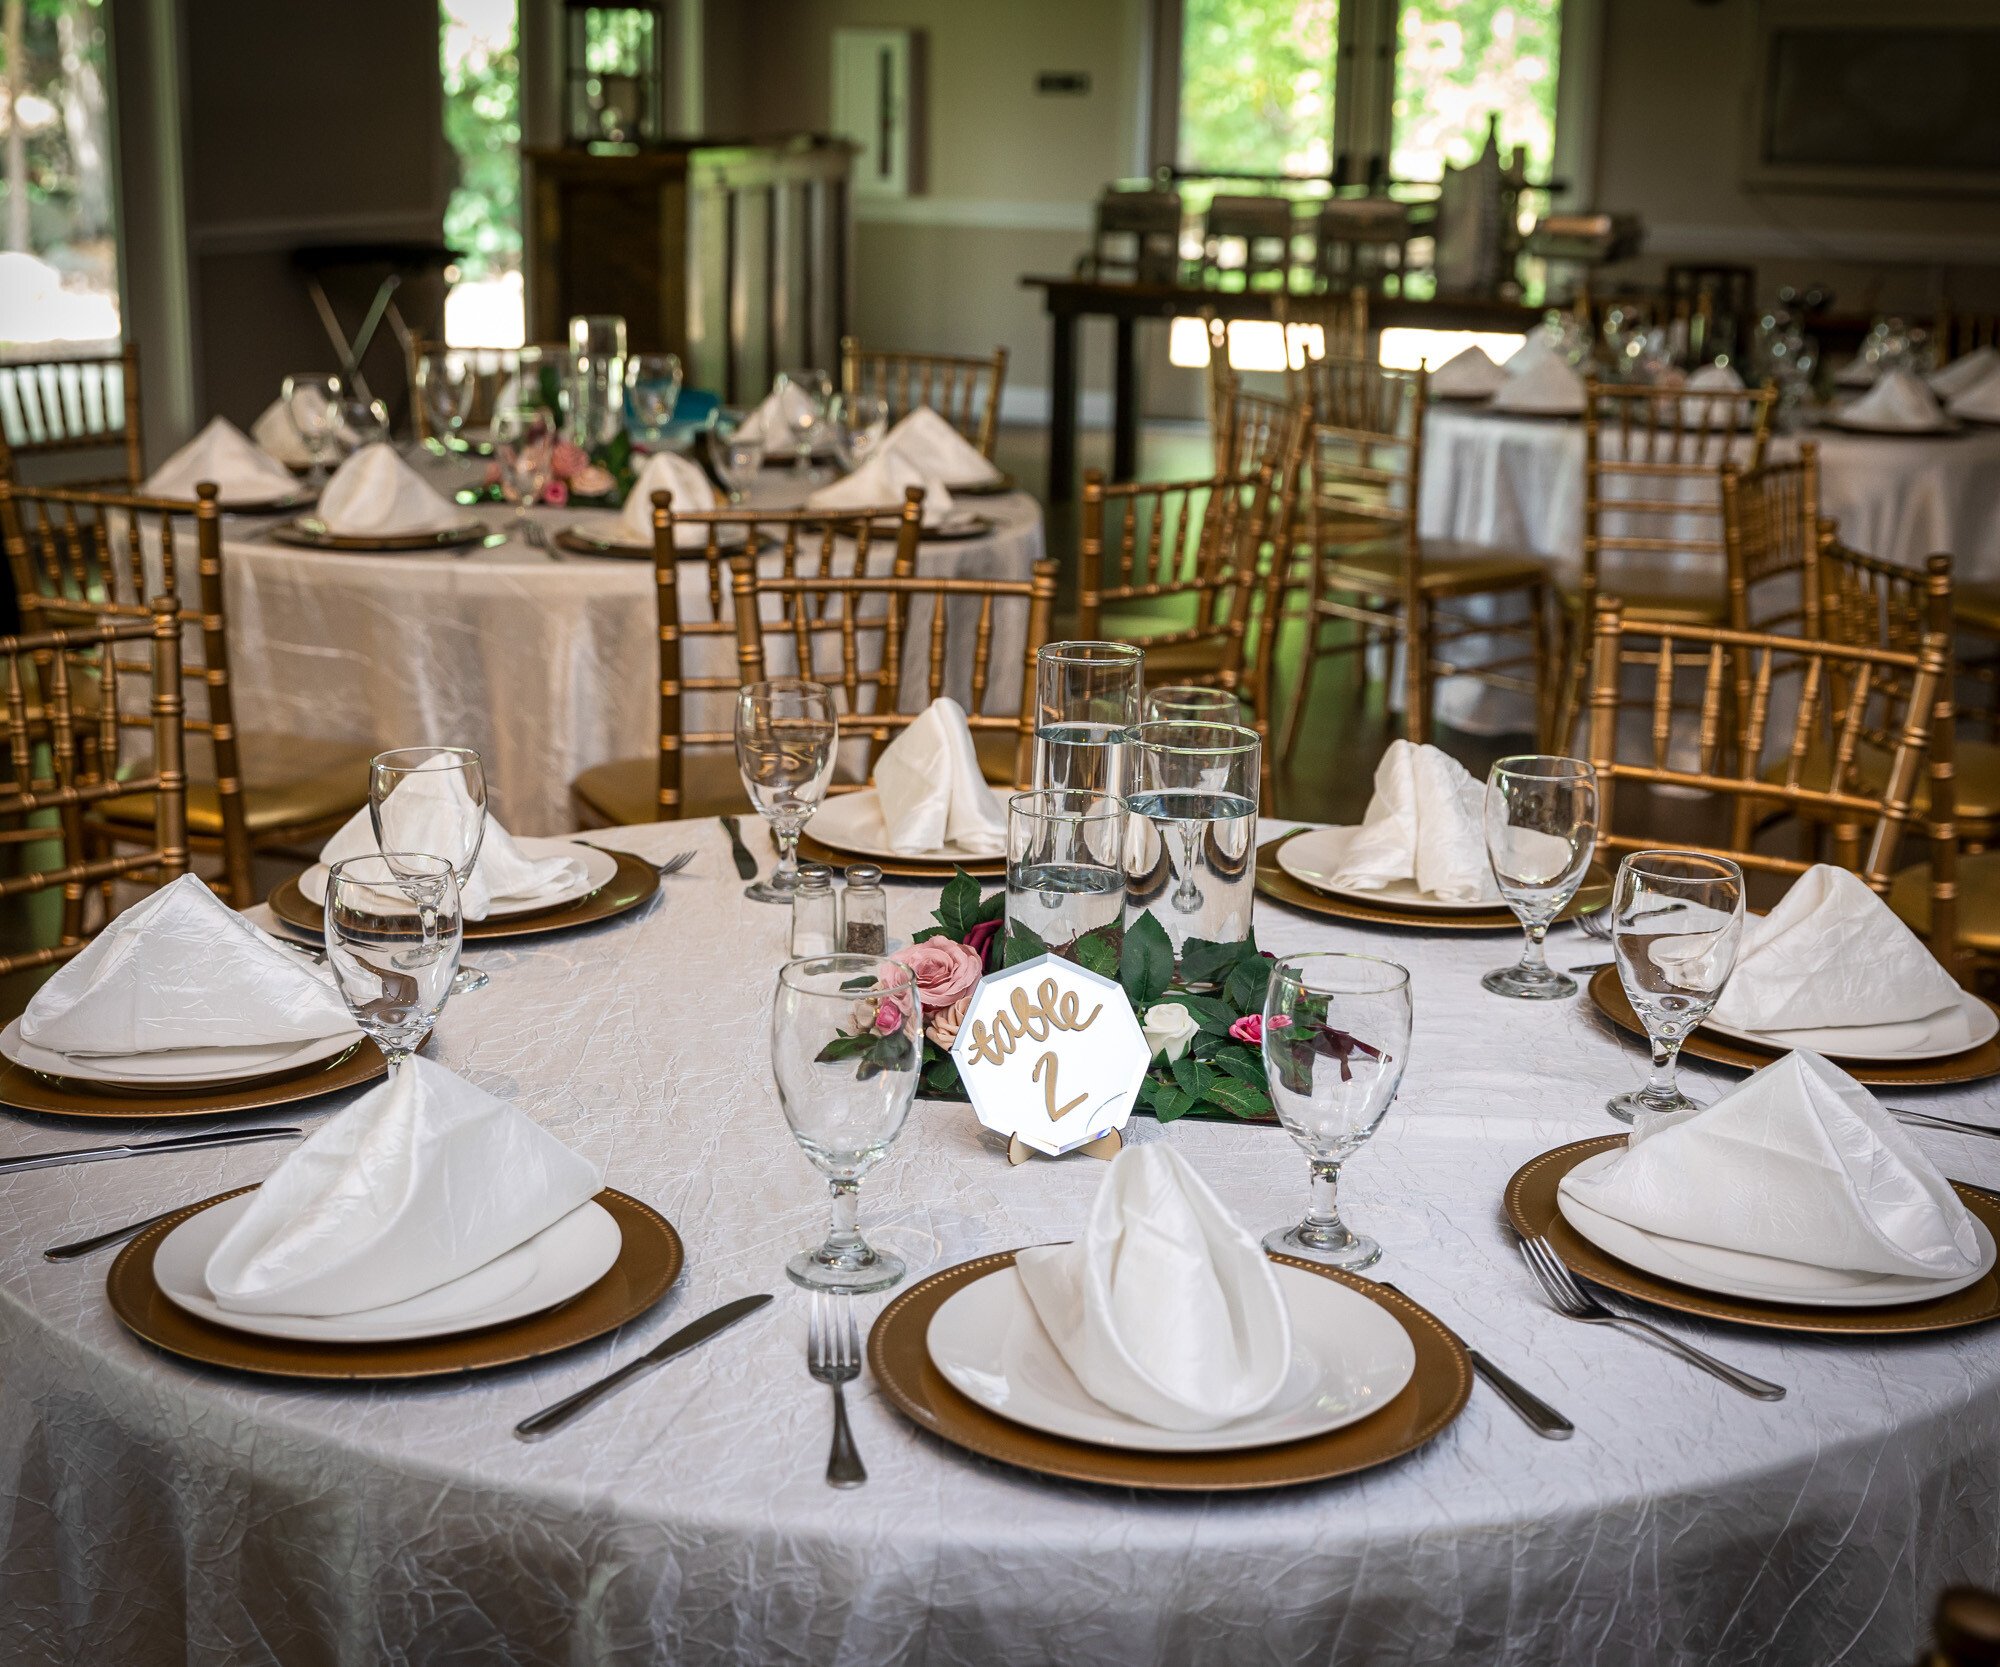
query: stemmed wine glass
735 678 837 903
1606 850 1745 1122
332 395 391 460
416 350 473 452
323 853 463 1068
828 391 889 470
773 369 832 479
369 746 491 994
622 353 684 450
491 404 555 540
282 372 342 484
1261 952 1413 1271
1481 755 1599 1000
771 953 921 1292
708 412 766 504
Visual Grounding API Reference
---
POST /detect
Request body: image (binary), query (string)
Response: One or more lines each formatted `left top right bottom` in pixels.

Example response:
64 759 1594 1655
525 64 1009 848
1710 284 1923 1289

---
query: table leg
1113 315 1138 483
1049 307 1078 504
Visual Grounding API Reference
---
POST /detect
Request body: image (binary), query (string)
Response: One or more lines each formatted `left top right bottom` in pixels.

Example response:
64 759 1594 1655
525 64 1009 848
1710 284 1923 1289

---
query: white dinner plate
1557 1150 1998 1308
1700 988 1999 1063
298 838 618 917
0 1016 363 1088
807 788 1004 867
153 1193 624 1344
564 512 748 553
924 1261 1416 1453
1275 825 1504 913
1820 413 1963 437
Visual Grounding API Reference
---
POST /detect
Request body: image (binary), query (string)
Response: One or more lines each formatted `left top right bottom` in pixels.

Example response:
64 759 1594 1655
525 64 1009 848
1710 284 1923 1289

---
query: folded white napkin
203 1053 603 1317
1949 362 2000 422
252 394 317 467
1686 362 1744 391
1490 351 1585 416
808 447 954 527
1332 740 1500 903
1560 1049 1982 1280
1928 346 2000 399
1503 332 1561 377
737 381 820 449
1427 344 1507 399
873 697 1007 856
315 443 465 537
320 762 588 921
880 406 1002 488
1840 366 1947 431
618 450 721 546
19 872 353 1056
1015 1143 1292 1431
1708 865 1962 1034
143 417 298 503
1834 355 1879 389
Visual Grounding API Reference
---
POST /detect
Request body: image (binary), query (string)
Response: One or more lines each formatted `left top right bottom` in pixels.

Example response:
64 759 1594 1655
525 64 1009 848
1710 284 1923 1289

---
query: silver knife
1378 1280 1572 1440
514 1292 774 1441
724 816 759 881
0 1125 303 1177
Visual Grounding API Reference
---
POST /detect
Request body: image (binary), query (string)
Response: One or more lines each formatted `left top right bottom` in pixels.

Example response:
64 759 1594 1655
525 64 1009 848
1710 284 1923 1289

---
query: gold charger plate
108 1186 684 1380
795 830 1004 881
1254 831 1609 932
868 1249 1470 1491
266 517 497 552
553 525 758 559
1506 1136 2000 1336
0 1038 390 1121
1586 966 2000 1089
267 850 661 942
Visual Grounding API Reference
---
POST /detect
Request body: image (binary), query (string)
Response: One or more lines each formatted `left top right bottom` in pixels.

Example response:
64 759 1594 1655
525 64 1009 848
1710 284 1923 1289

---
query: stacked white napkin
320 763 589 920
1490 351 1585 415
1708 865 1963 1035
143 417 298 503
1331 740 1500 903
1015 1143 1292 1431
808 447 954 527
252 394 318 466
1427 344 1507 399
1560 1050 1983 1280
618 450 721 547
873 697 1007 856
736 381 820 449
1686 362 1745 391
1928 346 2000 399
1839 367 1948 432
879 407 1002 489
204 1053 603 1317
316 443 465 537
19 872 353 1056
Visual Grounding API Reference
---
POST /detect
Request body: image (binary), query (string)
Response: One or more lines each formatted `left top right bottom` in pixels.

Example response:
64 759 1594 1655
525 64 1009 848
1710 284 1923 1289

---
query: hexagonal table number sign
949 953 1151 1165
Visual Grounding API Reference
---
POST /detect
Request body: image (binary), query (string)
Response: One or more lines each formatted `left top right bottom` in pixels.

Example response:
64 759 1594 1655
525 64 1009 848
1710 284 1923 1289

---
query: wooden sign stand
1006 1128 1124 1167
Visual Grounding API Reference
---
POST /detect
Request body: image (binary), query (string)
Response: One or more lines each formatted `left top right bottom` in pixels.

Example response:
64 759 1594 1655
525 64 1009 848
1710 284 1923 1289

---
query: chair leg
1280 612 1322 764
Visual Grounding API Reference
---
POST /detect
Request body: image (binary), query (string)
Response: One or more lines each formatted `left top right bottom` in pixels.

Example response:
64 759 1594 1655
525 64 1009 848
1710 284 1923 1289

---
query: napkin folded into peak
204 1054 603 1317
737 381 820 449
618 450 721 546
1428 343 1507 399
1949 362 2000 422
1490 350 1585 415
1834 355 1880 389
1928 346 2000 399
1503 332 1561 378
880 406 1003 488
1331 739 1500 904
1686 362 1744 391
873 697 1007 856
1560 1050 1982 1280
143 416 297 502
808 447 954 527
1015 1143 1292 1431
19 872 353 1056
1841 366 1947 431
317 443 465 537
252 394 318 467
320 760 588 921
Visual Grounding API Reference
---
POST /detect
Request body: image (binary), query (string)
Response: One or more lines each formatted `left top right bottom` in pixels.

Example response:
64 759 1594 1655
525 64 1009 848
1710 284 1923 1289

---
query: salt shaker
842 864 887 955
790 865 840 957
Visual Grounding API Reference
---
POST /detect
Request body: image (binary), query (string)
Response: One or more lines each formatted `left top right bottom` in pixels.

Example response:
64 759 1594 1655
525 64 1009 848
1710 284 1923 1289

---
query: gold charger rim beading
106 1186 685 1379
0 1039 392 1121
267 850 661 942
866 1248 1471 1491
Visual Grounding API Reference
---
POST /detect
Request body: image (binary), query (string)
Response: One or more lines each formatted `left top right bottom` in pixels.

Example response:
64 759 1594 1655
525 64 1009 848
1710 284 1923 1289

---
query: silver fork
1518 1236 1785 1400
808 1292 867 1488
572 843 696 879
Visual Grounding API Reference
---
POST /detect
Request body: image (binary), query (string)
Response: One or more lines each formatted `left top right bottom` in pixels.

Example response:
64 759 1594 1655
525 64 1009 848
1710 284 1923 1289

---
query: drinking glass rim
740 676 833 705
1490 753 1597 783
371 746 480 776
1270 950 1412 996
1038 640 1144 668
327 851 457 891
1618 848 1745 885
777 953 918 999
1007 788 1123 823
1132 719 1261 757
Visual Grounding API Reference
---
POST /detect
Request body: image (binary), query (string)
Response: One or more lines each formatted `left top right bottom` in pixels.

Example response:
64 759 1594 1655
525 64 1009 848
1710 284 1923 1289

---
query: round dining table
213 457 1046 835
1 817 1996 1665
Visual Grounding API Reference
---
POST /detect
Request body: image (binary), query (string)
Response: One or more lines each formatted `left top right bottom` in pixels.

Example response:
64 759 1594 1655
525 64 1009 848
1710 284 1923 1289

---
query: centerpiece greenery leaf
1118 911 1174 1008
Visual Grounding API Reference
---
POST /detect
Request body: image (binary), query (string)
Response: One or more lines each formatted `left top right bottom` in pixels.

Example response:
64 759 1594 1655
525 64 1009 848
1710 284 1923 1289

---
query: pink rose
540 479 569 507
551 439 589 479
1228 1014 1265 1045
889 938 984 1015
872 996 906 1035
926 996 969 1048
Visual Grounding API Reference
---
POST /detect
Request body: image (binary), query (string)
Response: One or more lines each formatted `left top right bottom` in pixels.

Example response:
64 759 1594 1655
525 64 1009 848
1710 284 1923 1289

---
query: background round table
0 817 1996 1665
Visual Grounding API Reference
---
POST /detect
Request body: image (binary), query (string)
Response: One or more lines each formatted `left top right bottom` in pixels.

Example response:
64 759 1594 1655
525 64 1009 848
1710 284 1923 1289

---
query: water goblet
1005 790 1125 955
1144 684 1242 724
708 411 766 503
1033 640 1144 799
492 404 555 538
829 391 889 470
735 678 838 903
416 349 474 451
369 746 490 994
1261 952 1413 1271
773 369 832 478
1606 850 1745 1122
1123 720 1261 957
332 395 391 458
772 954 921 1293
1481 755 1599 1000
282 372 342 484
323 853 463 1068
622 353 684 450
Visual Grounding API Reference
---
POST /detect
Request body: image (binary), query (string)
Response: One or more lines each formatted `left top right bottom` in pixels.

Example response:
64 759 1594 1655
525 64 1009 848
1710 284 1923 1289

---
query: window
440 0 524 348
1390 0 1561 184
1178 0 1338 177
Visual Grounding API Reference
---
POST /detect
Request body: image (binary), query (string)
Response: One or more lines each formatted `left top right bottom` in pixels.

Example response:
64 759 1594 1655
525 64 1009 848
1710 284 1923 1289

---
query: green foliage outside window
440 0 521 282
1178 0 1337 178
1392 0 1561 182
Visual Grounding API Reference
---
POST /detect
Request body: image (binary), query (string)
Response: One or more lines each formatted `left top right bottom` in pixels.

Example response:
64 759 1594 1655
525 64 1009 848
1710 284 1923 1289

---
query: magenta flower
541 479 569 507
1228 1014 1265 1045
963 917 1002 966
872 995 905 1035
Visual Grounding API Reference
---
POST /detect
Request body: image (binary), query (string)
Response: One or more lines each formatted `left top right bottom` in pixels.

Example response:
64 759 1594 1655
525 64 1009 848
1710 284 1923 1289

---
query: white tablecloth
1 818 1997 1664
216 462 1044 834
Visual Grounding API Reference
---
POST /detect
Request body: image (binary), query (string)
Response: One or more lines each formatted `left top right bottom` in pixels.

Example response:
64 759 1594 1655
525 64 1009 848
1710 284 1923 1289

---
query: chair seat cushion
973 726 1030 790
1956 582 2000 636
1762 739 2000 829
1890 851 2000 953
571 750 752 826
1138 637 1233 680
1321 537 1547 599
1557 585 1727 628
95 742 372 840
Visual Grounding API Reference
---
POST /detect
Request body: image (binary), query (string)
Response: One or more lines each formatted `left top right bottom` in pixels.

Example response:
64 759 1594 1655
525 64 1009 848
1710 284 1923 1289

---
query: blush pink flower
1228 1014 1265 1045
925 996 969 1048
540 479 569 507
872 996 906 1035
551 439 590 479
571 463 615 497
889 938 984 1015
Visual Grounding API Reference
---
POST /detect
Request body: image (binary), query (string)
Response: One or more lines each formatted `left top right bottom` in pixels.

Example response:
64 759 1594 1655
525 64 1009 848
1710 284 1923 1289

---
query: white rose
1142 1002 1200 1063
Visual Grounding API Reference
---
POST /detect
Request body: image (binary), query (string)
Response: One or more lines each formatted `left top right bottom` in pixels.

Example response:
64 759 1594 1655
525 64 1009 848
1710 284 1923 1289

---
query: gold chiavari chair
1275 287 1371 409
0 480 371 907
1934 307 2000 360
1203 316 1296 478
727 555 1058 790
840 338 1008 460
568 492 922 827
0 345 144 485
0 600 188 976
1586 599 1957 965
1279 357 1549 753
